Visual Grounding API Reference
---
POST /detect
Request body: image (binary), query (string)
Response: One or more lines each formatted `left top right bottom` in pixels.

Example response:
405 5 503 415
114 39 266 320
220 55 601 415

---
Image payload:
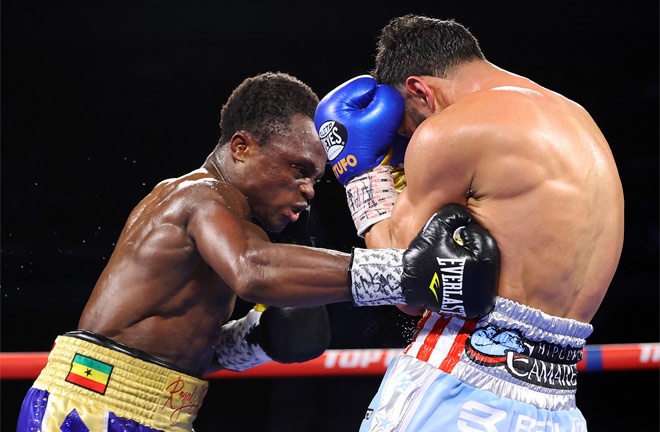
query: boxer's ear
229 131 255 162
404 76 436 112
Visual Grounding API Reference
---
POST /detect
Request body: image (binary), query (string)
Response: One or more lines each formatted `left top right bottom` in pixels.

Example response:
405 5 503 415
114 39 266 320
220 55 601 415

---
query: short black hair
218 72 319 146
372 14 485 86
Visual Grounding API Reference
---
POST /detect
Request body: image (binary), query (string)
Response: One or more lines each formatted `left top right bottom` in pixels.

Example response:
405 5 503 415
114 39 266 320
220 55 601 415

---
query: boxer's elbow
233 279 267 303
231 249 272 301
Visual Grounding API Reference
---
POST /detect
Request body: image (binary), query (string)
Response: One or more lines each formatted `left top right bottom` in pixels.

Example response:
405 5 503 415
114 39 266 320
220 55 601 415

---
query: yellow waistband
34 334 208 431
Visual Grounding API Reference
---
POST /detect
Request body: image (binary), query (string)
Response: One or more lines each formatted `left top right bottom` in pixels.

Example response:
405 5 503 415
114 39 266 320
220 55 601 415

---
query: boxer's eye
292 162 323 183
292 165 308 179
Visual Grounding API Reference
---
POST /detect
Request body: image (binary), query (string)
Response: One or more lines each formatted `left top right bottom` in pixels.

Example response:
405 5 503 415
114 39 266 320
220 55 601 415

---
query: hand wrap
345 165 398 237
215 307 270 371
349 248 406 306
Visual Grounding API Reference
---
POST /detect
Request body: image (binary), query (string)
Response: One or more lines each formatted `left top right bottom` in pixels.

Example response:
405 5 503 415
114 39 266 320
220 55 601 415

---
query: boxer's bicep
393 123 475 246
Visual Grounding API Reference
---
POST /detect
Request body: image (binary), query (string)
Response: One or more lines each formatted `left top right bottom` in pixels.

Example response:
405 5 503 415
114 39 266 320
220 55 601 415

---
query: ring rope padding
0 343 658 380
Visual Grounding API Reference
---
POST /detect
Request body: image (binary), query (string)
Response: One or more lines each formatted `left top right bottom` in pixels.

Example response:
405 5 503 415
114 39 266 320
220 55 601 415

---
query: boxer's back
468 84 624 322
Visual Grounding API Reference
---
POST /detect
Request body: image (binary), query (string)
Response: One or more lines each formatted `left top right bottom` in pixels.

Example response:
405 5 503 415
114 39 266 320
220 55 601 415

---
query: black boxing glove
401 204 500 318
251 305 331 363
215 304 331 371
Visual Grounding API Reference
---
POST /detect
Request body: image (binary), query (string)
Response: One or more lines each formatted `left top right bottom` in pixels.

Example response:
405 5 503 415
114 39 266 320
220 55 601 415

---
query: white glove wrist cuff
345 165 398 237
215 308 272 371
350 247 406 306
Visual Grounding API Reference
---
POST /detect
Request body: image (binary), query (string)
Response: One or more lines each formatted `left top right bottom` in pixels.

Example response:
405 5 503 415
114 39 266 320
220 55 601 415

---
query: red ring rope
0 343 657 380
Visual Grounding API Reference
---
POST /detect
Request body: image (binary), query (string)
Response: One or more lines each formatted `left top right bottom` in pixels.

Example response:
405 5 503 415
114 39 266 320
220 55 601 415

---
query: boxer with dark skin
77 73 351 378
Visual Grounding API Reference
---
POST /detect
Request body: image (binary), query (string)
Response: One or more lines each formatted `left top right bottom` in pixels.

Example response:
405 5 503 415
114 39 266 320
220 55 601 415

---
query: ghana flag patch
65 353 113 394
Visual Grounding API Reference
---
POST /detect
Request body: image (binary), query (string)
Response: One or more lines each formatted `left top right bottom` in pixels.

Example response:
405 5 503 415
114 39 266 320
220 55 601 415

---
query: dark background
1 1 658 431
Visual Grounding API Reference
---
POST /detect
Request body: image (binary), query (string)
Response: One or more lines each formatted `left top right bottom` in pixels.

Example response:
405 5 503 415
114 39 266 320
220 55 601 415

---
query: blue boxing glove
315 75 408 236
315 75 405 184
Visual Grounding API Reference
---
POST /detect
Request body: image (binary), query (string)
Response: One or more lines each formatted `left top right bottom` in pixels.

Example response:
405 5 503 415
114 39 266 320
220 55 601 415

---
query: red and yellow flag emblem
65 353 113 394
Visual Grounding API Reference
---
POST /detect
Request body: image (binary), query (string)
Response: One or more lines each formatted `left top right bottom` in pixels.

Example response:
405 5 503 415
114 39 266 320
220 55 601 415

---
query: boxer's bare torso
78 115 352 376
78 170 244 376
370 61 624 322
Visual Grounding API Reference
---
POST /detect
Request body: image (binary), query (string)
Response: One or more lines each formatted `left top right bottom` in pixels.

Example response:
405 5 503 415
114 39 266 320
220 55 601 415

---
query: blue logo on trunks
465 324 582 390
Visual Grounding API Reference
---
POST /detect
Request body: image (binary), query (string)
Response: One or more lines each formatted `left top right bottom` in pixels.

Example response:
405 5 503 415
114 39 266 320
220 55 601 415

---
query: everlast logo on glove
402 204 500 319
430 257 468 316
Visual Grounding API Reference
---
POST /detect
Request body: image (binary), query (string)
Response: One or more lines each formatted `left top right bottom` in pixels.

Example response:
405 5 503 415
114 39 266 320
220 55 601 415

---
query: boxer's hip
32 330 208 431
404 296 593 410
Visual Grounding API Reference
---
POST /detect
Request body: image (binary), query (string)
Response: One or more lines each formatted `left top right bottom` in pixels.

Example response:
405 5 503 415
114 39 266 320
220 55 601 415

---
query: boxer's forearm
234 244 353 308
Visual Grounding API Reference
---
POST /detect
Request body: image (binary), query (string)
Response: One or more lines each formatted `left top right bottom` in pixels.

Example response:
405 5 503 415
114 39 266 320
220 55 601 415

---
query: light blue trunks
360 297 593 432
